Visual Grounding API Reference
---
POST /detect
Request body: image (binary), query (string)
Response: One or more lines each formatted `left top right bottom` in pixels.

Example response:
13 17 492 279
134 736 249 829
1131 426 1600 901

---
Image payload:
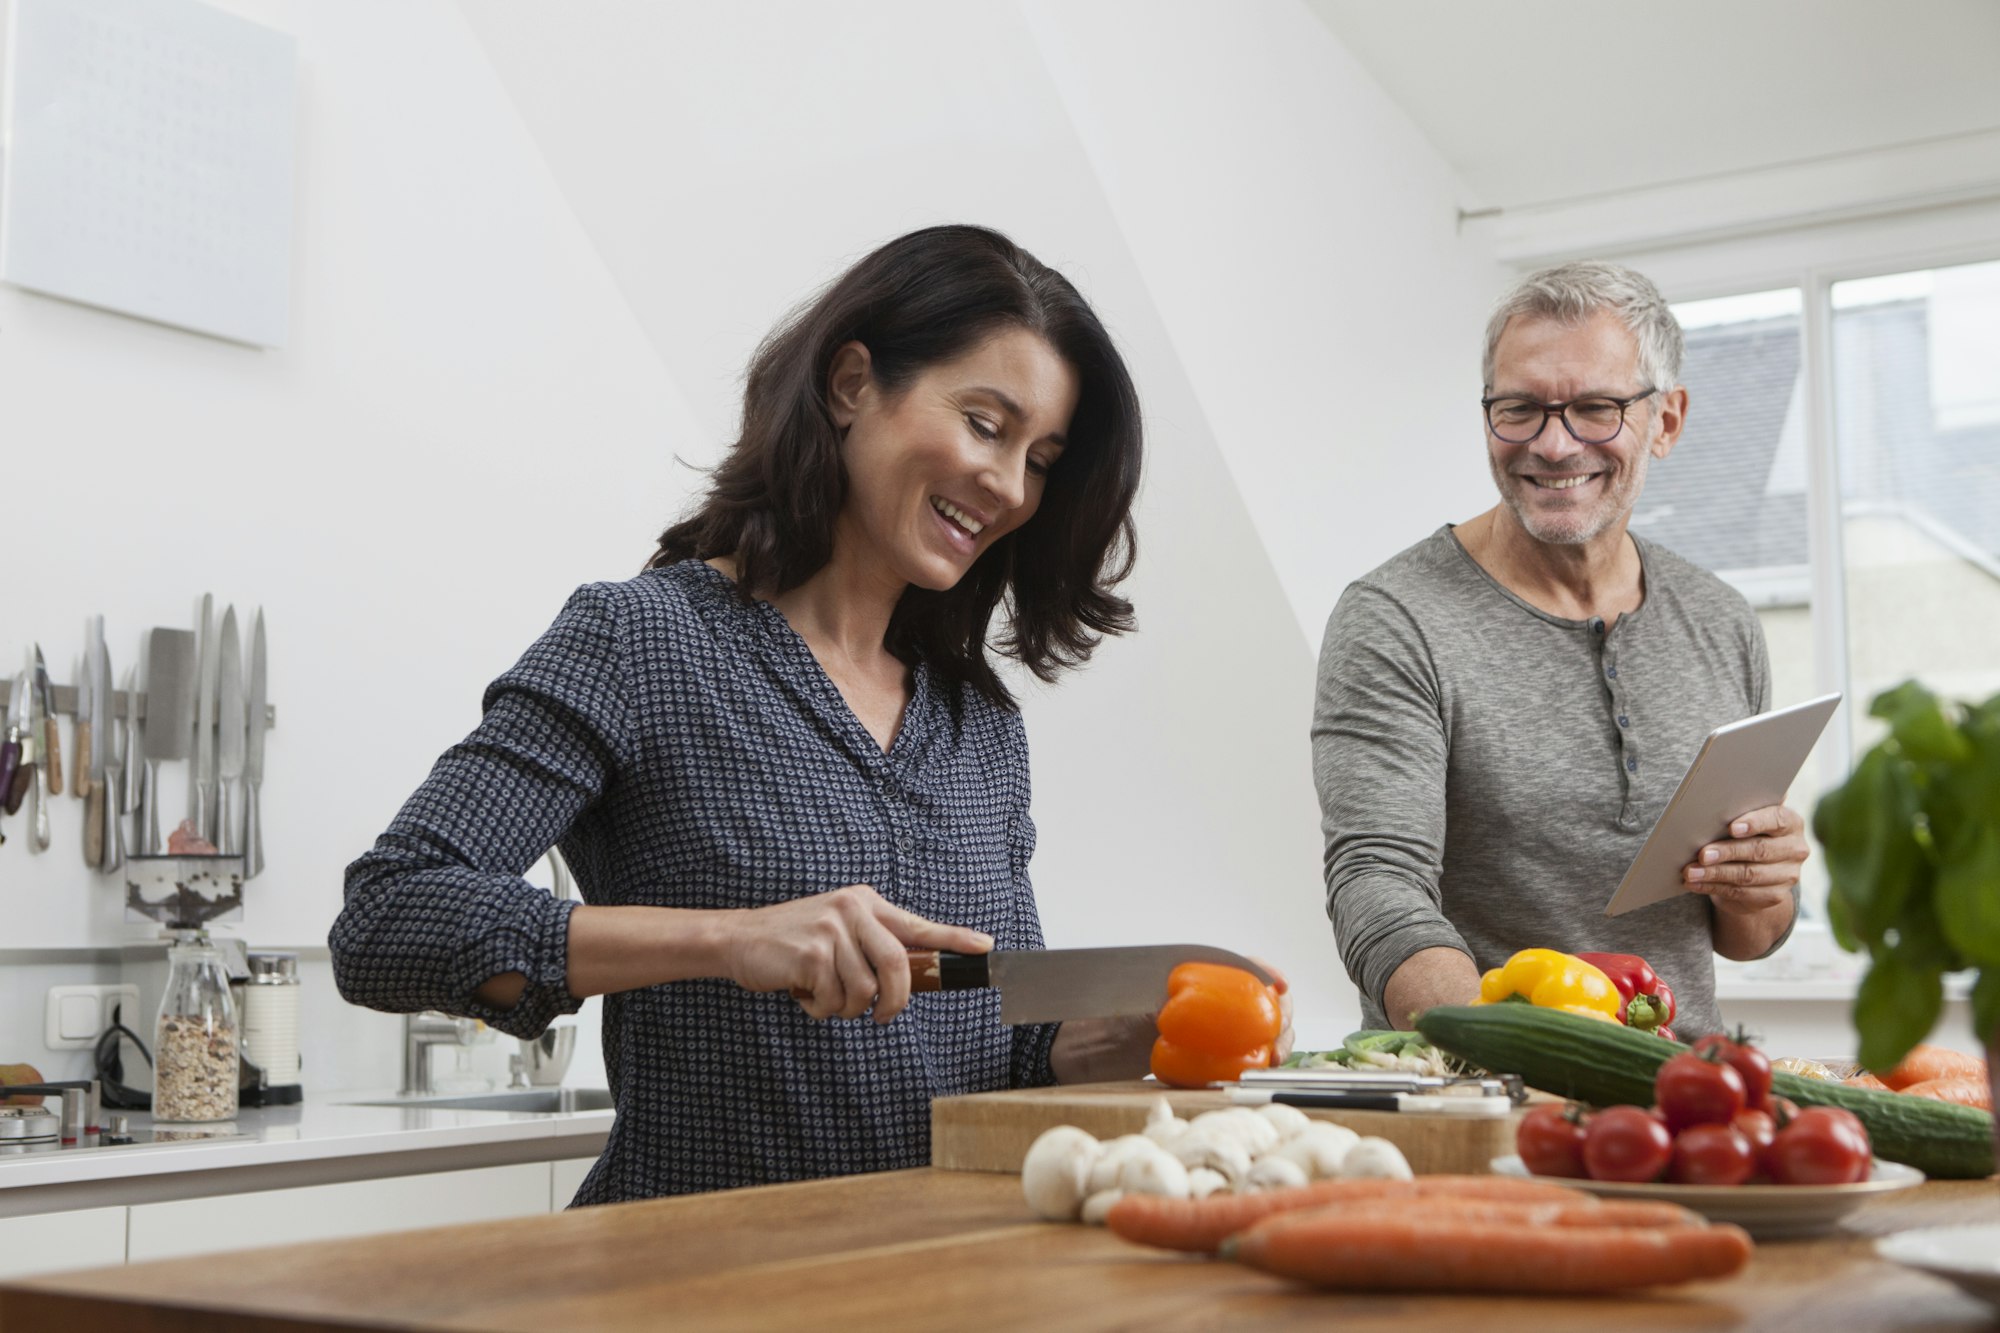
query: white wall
0 0 696 1089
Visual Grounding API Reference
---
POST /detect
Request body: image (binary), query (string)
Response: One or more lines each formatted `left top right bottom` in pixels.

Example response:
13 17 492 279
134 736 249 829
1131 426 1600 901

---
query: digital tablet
1604 693 1842 917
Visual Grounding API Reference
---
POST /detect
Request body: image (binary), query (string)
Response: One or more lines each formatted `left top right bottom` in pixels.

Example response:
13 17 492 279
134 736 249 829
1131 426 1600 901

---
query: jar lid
247 952 299 981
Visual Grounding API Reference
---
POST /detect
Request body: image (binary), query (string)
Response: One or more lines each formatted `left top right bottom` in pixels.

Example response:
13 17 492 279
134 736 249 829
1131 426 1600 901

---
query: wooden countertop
4 1170 1998 1331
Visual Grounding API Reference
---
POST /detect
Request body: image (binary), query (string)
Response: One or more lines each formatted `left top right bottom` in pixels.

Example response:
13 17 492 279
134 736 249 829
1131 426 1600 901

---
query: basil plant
1815 682 2000 1074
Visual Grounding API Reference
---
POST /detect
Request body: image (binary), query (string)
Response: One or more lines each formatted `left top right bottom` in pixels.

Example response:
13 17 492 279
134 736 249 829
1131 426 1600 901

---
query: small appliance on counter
234 951 302 1106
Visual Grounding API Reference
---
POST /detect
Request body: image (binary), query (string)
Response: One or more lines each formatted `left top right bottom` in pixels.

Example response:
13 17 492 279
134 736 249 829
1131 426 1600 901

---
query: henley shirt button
1590 618 1605 634
1606 666 1619 679
1617 714 1629 727
1626 757 1639 773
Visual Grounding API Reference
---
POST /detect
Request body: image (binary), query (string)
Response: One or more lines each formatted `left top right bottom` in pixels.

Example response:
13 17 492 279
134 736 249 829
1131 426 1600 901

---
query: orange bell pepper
1150 961 1281 1088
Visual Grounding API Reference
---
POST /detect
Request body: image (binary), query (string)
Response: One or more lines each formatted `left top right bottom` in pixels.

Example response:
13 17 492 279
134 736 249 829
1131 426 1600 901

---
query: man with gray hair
1313 260 1806 1038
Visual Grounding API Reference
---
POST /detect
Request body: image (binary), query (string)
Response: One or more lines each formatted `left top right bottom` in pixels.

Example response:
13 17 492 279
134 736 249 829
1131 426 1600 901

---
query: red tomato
1669 1123 1757 1186
1768 1095 1801 1127
1732 1107 1777 1155
1764 1106 1872 1185
1655 1051 1747 1133
1516 1104 1590 1178
1694 1032 1774 1113
1582 1106 1673 1183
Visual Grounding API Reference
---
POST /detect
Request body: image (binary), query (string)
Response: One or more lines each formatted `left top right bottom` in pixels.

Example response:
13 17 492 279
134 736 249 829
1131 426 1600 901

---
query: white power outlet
43 984 142 1051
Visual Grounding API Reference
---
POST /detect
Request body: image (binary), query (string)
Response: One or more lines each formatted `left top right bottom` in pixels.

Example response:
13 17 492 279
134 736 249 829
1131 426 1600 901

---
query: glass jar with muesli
153 931 240 1123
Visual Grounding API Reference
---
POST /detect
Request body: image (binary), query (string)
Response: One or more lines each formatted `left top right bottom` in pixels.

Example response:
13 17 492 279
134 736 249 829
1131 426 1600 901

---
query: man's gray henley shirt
1313 525 1788 1037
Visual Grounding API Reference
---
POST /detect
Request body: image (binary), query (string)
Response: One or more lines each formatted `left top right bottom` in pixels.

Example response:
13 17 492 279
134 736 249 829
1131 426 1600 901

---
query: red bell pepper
1575 952 1676 1033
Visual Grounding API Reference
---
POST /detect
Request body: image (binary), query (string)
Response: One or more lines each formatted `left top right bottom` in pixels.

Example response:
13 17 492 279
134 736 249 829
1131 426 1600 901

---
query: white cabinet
127 1163 551 1262
551 1155 597 1209
0 1206 127 1280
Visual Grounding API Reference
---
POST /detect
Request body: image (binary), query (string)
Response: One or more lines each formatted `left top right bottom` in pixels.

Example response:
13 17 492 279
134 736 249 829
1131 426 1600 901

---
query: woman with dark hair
331 225 1169 1204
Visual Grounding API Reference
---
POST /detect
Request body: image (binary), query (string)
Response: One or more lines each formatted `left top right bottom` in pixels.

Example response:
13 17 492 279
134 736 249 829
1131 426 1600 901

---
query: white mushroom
1088 1134 1160 1195
1273 1123 1359 1180
1142 1097 1188 1148
1338 1136 1414 1181
1168 1126 1253 1186
1080 1188 1124 1226
1191 1107 1280 1156
1021 1125 1102 1221
1253 1103 1314 1144
1245 1155 1310 1193
1186 1167 1229 1200
1120 1148 1191 1199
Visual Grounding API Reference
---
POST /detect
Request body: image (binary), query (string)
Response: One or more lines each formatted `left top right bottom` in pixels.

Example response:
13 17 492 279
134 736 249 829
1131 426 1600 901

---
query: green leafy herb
1820 683 2000 1070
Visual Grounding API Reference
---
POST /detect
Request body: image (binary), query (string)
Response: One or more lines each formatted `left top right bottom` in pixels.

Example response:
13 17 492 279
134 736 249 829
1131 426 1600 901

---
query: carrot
1880 1044 1985 1091
1105 1175 1589 1253
1897 1076 1993 1111
1844 1071 1891 1092
1227 1213 1753 1293
1273 1197 1704 1231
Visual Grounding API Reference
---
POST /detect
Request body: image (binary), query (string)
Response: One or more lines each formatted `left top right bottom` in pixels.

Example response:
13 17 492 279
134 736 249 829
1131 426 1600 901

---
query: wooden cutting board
931 1081 1525 1176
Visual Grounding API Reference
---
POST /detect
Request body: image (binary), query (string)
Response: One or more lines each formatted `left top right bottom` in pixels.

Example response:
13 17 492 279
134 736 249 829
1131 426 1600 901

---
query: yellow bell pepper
1473 948 1622 1022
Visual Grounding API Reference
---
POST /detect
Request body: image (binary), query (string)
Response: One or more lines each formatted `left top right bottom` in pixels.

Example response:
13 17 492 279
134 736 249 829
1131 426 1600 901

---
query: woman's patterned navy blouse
331 560 1060 1204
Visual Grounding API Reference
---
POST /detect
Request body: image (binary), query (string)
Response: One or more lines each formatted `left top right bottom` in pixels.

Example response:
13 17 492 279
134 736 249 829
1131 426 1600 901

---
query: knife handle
141 760 159 855
72 721 91 800
43 718 62 796
0 736 19 815
905 950 991 993
83 779 104 867
104 763 125 873
243 781 263 880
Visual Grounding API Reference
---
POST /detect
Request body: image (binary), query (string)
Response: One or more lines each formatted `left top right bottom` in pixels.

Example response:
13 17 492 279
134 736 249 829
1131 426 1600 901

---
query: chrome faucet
401 1011 479 1096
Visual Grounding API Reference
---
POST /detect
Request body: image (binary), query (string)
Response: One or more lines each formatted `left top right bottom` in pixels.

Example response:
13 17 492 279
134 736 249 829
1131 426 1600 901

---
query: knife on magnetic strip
243 608 267 879
217 607 243 856
905 945 1274 1024
190 593 218 841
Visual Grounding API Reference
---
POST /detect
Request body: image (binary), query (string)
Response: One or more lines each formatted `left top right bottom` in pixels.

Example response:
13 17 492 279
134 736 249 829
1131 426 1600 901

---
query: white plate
1878 1225 2000 1311
1490 1155 1925 1237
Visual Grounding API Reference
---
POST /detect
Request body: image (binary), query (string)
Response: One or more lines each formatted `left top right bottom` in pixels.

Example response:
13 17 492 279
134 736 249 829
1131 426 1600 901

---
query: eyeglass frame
1479 387 1659 445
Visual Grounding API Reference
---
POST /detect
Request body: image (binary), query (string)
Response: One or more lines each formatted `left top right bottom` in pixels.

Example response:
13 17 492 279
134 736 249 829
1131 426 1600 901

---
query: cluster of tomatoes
1518 1033 1874 1187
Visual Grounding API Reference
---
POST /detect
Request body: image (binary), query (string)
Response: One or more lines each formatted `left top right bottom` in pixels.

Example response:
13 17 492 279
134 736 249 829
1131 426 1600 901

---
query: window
1647 258 2000 931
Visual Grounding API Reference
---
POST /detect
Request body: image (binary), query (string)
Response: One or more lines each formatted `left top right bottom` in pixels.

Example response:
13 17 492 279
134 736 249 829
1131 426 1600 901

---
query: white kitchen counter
0 1090 613 1220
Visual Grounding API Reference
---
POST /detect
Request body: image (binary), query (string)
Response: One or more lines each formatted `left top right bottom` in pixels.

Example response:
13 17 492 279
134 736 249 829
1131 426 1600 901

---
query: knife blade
74 631 95 803
83 624 110 867
217 607 243 856
33 644 61 797
243 608 266 879
143 628 198 855
191 594 217 840
25 653 50 852
906 945 1276 1024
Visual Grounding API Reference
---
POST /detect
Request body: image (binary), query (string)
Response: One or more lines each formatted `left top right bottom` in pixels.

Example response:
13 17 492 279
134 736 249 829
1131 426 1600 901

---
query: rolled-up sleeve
1312 583 1470 1018
331 585 634 1038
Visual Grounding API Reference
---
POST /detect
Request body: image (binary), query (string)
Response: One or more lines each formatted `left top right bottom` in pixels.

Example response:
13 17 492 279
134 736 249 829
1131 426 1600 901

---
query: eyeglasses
1481 388 1657 445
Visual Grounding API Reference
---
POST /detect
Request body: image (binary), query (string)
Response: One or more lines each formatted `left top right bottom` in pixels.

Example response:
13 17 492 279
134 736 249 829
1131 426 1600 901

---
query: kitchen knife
144 628 198 855
74 631 94 803
216 607 243 856
25 654 50 853
33 645 61 796
1 673 23 819
1226 1086 1510 1116
84 624 110 867
104 661 127 873
243 608 266 879
190 594 217 841
905 945 1275 1024
124 661 143 813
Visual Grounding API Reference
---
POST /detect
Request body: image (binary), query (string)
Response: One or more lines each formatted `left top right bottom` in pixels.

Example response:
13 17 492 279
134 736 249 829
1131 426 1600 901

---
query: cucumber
1416 1004 1995 1180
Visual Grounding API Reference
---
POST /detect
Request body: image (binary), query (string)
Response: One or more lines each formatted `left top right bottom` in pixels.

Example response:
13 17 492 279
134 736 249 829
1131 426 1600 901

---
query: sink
343 1087 614 1114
